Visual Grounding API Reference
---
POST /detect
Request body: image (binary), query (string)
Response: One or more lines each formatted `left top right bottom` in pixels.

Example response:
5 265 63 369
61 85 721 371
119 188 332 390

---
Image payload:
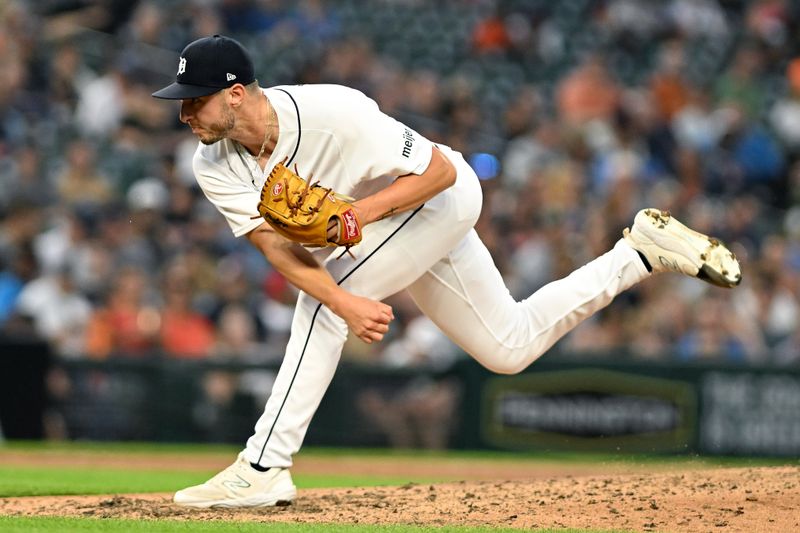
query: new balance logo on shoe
658 255 687 275
222 474 251 490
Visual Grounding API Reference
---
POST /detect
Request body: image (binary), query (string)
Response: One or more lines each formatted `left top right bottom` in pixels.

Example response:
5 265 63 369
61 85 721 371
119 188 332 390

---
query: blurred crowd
1 0 800 376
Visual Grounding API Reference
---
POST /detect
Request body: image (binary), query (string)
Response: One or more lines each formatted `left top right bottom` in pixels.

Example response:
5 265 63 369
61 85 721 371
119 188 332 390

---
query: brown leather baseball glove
255 161 362 248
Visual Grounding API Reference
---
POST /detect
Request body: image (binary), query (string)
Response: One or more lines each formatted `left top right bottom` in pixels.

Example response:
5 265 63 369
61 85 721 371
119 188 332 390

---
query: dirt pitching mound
1 466 798 532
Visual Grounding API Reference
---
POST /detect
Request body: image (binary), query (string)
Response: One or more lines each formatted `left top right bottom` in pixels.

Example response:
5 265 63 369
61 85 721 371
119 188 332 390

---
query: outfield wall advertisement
466 360 800 456
700 371 800 455
481 369 696 453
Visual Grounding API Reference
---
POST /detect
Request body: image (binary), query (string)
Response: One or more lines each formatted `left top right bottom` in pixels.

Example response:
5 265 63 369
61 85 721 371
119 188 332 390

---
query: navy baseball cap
152 35 255 100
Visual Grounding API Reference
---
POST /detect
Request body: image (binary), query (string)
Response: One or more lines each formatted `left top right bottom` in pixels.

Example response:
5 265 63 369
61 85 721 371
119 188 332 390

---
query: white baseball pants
244 147 650 468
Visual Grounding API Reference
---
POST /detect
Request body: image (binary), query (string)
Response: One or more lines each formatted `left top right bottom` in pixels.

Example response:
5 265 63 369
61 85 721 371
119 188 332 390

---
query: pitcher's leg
244 292 347 468
408 232 649 374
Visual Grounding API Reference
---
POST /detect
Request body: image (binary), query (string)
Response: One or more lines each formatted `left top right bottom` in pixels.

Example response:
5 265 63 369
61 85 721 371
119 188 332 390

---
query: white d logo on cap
177 57 186 76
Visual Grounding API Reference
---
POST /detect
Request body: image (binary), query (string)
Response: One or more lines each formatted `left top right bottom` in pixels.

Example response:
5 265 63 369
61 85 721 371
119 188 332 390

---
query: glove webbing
280 176 333 219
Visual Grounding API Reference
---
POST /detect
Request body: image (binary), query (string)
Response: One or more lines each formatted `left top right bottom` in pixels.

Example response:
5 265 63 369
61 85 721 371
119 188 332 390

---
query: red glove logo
341 208 360 241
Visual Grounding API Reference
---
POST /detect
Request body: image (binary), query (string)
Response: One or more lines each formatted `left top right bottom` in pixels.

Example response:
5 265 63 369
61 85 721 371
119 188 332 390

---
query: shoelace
281 168 332 220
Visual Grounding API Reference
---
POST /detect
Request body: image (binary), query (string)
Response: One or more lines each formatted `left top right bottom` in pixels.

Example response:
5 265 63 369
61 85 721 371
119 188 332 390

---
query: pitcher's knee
482 358 531 375
466 337 549 375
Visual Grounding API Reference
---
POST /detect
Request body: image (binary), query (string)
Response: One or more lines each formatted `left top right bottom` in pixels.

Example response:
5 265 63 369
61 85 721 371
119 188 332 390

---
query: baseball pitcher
152 35 741 508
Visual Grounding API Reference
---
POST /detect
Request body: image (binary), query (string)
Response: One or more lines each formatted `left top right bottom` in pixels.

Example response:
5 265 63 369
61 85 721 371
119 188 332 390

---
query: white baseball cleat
173 453 296 508
623 208 742 288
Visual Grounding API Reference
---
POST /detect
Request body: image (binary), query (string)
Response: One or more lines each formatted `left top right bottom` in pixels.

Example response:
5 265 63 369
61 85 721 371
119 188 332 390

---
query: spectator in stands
106 176 170 273
213 303 263 360
55 139 114 210
672 85 728 154
14 260 93 357
0 8 29 151
667 0 730 39
556 54 621 127
288 0 341 44
0 243 37 327
39 0 141 40
714 45 766 121
707 103 785 201
605 0 662 48
219 0 282 35
0 144 54 212
46 42 93 124
625 284 690 360
745 0 792 51
676 293 767 363
74 59 131 138
158 258 215 359
84 265 160 358
772 319 800 366
0 200 43 267
649 40 691 121
104 121 161 196
472 7 511 55
32 209 88 278
769 58 800 155
501 116 561 191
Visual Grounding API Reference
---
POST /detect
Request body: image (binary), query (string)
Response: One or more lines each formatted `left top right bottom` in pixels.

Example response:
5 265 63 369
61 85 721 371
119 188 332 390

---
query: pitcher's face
180 91 235 145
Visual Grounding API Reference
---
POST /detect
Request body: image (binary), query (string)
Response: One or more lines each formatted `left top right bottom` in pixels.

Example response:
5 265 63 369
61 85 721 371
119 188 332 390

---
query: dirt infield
0 451 797 532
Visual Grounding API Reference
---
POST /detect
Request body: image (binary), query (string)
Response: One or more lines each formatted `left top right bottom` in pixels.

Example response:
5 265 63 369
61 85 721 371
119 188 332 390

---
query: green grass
0 517 627 533
0 466 438 497
1 440 240 455
300 446 797 468
0 466 202 497
4 439 796 465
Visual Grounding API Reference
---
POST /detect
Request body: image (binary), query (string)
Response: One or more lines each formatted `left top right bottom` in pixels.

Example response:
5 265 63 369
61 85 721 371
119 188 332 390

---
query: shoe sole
174 487 297 509
632 209 742 288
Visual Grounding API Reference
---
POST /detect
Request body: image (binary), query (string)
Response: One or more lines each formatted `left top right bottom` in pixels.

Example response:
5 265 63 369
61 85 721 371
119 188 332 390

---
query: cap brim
151 82 222 100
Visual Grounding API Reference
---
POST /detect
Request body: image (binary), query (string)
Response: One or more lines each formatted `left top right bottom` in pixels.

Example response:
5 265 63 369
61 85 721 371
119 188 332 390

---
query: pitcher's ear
227 83 248 107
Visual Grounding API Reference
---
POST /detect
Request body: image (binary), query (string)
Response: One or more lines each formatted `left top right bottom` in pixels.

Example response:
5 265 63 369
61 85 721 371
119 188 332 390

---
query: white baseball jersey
188 84 650 468
193 85 433 238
